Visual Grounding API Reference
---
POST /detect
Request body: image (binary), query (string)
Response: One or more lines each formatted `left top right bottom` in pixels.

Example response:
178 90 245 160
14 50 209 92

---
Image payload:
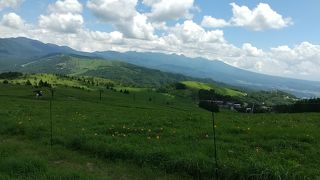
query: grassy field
0 83 319 179
182 81 247 97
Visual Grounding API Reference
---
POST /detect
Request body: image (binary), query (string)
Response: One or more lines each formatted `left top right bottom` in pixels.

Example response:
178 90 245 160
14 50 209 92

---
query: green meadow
0 82 319 179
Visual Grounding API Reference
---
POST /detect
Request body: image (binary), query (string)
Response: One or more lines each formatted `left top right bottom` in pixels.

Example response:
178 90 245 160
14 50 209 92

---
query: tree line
273 98 320 113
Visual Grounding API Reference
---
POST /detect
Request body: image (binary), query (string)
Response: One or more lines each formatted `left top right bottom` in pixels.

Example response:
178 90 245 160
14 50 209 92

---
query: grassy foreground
0 84 319 179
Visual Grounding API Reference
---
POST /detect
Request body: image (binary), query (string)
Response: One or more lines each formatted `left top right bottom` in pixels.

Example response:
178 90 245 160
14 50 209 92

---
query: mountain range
1 37 319 97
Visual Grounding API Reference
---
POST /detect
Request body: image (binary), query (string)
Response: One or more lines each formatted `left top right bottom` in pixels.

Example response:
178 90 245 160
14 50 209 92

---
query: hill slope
0 37 89 71
16 54 200 87
1 37 319 97
94 51 320 97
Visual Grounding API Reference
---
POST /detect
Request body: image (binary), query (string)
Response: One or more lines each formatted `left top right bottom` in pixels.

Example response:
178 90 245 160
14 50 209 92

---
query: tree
25 80 32 86
174 82 187 90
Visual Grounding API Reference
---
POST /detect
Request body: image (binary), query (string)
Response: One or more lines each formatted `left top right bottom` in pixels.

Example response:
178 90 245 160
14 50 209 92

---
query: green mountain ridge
0 37 319 97
16 54 211 88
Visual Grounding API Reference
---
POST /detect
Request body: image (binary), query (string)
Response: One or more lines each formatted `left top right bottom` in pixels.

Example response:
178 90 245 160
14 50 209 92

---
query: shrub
0 72 23 79
25 80 32 86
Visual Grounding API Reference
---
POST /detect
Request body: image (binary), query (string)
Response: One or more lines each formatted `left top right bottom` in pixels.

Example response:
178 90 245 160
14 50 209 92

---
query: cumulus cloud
48 0 82 13
87 0 137 22
230 2 292 31
201 16 230 28
232 42 320 80
170 20 225 44
39 0 83 33
39 13 83 34
270 42 320 69
143 0 195 21
242 43 264 57
201 3 292 31
87 0 155 40
1 0 319 81
1 12 25 29
0 0 23 10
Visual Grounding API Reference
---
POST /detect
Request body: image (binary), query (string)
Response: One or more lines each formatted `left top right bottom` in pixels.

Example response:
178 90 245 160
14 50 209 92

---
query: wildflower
214 125 217 128
156 135 160 139
18 121 23 125
94 133 98 136
148 129 151 132
205 134 209 138
147 137 151 139
247 128 250 131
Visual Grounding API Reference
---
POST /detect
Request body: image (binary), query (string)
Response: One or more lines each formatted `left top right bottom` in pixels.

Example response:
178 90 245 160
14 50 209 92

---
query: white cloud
87 0 155 40
170 20 225 43
0 0 23 10
1 0 319 81
48 0 82 14
1 12 25 29
232 42 320 80
230 3 292 31
270 42 320 67
242 43 264 57
39 0 83 33
39 13 83 34
201 16 230 28
87 0 137 22
143 0 195 21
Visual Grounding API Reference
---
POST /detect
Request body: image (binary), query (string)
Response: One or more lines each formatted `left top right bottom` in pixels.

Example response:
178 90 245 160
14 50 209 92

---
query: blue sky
8 0 320 48
0 0 320 81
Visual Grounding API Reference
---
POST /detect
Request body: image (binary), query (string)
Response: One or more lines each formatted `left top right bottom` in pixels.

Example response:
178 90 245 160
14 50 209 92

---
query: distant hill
0 37 89 71
16 54 201 87
0 37 319 97
94 51 320 97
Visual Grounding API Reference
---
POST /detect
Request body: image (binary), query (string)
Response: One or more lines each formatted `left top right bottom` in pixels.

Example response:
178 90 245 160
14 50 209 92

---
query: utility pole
211 96 219 179
50 88 54 150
